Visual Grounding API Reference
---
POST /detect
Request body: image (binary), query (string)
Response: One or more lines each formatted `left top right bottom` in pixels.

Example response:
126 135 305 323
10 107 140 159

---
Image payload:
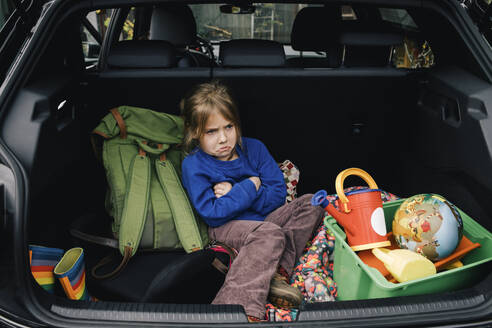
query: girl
180 80 324 322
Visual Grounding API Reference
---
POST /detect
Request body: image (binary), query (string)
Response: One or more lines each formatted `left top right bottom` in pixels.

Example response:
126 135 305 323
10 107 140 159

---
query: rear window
81 9 114 68
115 3 434 69
189 4 420 44
190 3 309 43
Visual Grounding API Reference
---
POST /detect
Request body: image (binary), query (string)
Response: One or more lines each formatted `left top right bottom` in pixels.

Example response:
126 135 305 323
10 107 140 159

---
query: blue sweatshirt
182 137 287 227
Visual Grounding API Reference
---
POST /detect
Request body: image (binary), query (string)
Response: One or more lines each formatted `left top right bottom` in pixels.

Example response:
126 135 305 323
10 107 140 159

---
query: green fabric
94 106 208 255
155 158 204 252
95 105 184 145
118 154 150 256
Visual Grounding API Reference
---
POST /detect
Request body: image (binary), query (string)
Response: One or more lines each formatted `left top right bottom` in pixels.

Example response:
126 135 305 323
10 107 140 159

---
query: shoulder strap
118 146 151 257
154 152 204 253
110 108 127 139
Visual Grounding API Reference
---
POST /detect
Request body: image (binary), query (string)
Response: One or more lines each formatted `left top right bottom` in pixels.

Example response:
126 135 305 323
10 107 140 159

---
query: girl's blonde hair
180 80 242 152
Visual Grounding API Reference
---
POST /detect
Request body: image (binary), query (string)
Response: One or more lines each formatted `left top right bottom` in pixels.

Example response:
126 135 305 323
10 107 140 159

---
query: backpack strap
118 143 151 257
93 142 151 279
91 247 132 280
110 108 127 139
154 148 204 253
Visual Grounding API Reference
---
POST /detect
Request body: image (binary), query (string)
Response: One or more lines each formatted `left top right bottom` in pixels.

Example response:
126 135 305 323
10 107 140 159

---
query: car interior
0 0 491 325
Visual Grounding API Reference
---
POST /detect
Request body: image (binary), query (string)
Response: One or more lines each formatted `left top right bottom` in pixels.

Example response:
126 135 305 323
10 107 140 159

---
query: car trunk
0 0 491 326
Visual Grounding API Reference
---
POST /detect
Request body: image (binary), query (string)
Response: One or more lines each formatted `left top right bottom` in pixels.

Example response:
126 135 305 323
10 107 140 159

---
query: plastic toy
371 248 436 283
312 168 391 251
392 194 464 261
358 232 481 283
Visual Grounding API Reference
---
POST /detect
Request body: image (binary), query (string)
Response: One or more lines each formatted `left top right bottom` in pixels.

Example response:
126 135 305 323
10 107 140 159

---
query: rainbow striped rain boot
54 247 93 301
29 245 65 293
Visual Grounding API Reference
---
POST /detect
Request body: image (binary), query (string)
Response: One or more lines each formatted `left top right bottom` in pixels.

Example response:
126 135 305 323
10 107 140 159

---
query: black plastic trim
51 302 246 323
0 307 45 328
97 67 411 79
0 124 34 327
299 293 486 323
298 271 492 326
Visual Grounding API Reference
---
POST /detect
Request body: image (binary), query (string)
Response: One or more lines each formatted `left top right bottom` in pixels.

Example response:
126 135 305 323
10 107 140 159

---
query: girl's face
198 110 238 161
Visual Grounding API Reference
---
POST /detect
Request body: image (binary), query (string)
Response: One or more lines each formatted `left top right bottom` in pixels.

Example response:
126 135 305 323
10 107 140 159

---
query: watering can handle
335 168 379 213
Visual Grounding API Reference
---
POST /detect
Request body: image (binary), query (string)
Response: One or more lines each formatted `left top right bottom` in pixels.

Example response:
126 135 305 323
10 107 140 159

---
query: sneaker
267 273 302 308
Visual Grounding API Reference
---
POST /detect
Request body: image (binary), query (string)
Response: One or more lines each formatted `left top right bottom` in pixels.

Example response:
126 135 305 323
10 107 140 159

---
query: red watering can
312 168 391 251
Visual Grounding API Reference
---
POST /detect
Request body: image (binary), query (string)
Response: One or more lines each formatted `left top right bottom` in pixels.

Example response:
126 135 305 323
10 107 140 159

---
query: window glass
392 38 435 69
119 7 135 41
190 3 308 43
0 0 14 31
81 9 113 67
379 8 418 31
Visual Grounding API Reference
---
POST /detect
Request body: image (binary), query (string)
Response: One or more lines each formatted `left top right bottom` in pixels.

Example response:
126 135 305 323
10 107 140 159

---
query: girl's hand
213 182 232 198
248 176 261 191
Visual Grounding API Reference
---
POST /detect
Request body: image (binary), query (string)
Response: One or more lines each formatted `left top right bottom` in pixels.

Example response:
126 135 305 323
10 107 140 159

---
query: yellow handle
335 168 379 213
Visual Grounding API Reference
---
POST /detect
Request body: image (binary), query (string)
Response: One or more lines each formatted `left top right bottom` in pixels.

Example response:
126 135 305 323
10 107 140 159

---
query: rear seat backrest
288 6 343 68
107 40 177 68
101 39 210 114
219 39 286 68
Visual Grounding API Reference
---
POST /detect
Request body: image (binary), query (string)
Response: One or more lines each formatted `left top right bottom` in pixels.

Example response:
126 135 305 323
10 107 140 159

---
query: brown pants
209 194 324 318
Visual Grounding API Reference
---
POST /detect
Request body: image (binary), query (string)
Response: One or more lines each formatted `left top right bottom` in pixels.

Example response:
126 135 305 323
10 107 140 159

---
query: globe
392 194 463 261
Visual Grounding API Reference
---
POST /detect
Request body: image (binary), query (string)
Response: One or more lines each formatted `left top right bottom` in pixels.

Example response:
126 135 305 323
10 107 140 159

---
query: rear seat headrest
290 6 342 51
107 40 177 68
339 30 403 67
219 39 286 68
150 5 197 47
339 31 403 47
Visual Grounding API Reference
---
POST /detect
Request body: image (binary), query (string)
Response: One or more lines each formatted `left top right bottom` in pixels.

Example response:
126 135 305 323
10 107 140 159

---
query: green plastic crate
325 198 492 300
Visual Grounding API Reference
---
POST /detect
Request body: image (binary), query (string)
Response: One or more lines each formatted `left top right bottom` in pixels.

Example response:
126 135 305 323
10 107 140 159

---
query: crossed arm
181 140 286 227
213 177 261 198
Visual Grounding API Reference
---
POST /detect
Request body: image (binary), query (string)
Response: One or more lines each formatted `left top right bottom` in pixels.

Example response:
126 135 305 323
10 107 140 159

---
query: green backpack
91 106 209 278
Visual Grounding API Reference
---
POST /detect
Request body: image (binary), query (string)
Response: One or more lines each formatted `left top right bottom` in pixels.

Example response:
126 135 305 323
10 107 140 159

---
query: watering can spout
311 190 330 208
324 203 352 229
311 190 353 233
